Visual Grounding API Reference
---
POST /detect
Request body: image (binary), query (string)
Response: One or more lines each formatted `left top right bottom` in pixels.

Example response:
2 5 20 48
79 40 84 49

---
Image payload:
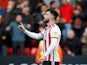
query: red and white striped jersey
24 24 61 62
41 24 61 62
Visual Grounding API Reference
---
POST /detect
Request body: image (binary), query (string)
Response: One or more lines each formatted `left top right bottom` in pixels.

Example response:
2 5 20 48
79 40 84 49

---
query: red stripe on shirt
44 40 47 52
44 28 47 52
48 31 50 61
48 27 52 61
53 50 54 61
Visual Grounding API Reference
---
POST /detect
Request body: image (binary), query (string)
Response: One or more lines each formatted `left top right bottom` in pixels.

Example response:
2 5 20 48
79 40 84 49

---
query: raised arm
18 22 44 40
24 29 43 39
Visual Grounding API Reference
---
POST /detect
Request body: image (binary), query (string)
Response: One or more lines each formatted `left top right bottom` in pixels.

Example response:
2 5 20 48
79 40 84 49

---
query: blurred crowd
0 0 87 56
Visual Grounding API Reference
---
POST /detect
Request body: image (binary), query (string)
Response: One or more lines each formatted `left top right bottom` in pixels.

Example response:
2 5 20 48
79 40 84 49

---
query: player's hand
18 22 25 32
38 56 46 64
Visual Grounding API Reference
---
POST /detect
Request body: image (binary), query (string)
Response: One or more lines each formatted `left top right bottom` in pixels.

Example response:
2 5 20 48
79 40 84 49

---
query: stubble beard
44 18 49 24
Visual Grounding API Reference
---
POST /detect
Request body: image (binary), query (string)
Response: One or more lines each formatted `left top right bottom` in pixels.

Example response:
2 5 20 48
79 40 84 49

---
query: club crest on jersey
53 32 58 37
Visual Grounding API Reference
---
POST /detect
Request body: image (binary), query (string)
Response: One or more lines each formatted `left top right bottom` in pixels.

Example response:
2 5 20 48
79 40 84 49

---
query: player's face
44 11 54 23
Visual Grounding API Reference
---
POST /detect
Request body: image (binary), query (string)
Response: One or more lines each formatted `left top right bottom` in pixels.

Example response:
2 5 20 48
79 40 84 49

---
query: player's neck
47 19 55 27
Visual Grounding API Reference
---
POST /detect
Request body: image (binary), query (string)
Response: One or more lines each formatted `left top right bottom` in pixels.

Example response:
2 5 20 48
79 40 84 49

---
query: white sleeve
44 38 57 56
24 29 44 40
44 28 61 57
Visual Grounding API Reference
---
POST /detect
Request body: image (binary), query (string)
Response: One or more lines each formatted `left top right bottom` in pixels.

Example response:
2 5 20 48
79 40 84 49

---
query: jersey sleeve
44 27 61 57
50 28 59 39
40 29 45 36
24 29 44 40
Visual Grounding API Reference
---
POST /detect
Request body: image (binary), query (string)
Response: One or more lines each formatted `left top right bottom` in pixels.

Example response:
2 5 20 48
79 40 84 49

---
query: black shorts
42 61 59 65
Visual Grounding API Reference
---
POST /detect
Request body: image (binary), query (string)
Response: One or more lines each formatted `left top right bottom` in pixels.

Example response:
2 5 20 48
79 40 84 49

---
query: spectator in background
56 16 64 35
8 0 15 7
63 30 82 56
76 0 83 5
6 14 28 55
50 1 57 9
0 21 7 56
0 6 7 56
0 5 4 23
2 1 15 47
16 0 29 9
83 0 87 14
81 28 87 46
14 0 23 9
2 2 15 27
73 1 83 21
0 1 15 56
72 15 84 39
14 0 30 15
73 4 83 16
22 7 34 48
16 0 23 5
35 4 48 24
81 0 87 27
43 0 60 8
22 7 34 30
35 4 48 32
29 0 37 10
35 1 44 14
67 0 76 7
0 0 9 9
21 0 29 8
59 0 74 39
49 1 60 14
81 27 87 55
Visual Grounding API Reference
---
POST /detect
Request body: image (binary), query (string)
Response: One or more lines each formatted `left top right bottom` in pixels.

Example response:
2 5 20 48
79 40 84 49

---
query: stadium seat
17 48 31 56
24 47 31 56
7 47 13 55
31 47 37 56
17 49 21 55
30 39 38 47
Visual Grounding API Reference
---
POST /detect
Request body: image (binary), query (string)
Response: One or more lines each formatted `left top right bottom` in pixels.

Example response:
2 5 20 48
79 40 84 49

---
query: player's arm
18 22 44 40
24 29 43 39
44 37 60 57
44 30 61 57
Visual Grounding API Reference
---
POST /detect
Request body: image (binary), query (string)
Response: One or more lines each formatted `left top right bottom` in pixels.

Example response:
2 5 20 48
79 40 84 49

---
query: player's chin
44 19 49 23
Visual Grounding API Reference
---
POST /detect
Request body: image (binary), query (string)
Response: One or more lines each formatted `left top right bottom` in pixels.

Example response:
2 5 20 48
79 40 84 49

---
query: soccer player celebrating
18 9 61 65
